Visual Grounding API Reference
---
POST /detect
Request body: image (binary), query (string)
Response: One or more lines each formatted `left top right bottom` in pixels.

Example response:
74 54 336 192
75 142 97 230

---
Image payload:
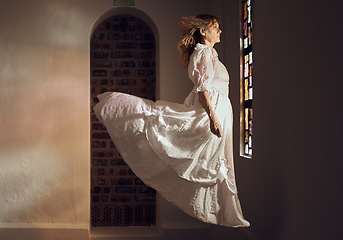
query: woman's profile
94 14 250 227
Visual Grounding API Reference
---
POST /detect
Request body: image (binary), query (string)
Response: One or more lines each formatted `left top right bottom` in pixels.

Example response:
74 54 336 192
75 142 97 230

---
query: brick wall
90 15 156 227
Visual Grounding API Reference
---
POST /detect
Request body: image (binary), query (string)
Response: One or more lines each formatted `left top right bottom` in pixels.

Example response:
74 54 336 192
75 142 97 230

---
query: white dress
93 43 250 227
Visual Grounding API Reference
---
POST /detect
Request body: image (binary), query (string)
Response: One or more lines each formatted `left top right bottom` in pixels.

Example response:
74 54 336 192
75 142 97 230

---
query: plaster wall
0 0 225 239
219 1 343 240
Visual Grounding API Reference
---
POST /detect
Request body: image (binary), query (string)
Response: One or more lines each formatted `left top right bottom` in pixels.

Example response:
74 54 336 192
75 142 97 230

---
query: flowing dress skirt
93 90 250 227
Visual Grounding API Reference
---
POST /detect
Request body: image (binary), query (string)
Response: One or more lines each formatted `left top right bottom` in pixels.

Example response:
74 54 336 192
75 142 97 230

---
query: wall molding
0 223 89 240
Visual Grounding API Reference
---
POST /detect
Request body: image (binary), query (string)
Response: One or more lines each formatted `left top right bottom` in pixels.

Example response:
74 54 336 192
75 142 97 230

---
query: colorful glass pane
240 0 253 158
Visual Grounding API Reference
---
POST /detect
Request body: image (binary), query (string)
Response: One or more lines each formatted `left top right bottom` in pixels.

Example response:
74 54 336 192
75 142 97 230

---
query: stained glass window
240 0 253 158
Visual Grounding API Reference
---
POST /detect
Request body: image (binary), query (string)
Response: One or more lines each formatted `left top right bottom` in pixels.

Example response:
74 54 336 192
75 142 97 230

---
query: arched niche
89 8 158 227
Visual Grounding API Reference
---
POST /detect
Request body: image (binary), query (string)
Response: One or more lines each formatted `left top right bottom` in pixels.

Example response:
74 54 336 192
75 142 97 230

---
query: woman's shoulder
191 43 212 61
193 43 218 61
194 43 211 54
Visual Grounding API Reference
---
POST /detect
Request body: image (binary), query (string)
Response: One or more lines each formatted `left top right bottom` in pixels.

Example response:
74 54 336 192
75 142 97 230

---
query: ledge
0 223 89 240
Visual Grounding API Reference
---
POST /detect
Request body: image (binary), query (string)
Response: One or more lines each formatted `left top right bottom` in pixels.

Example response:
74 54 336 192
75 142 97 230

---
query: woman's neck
202 40 214 49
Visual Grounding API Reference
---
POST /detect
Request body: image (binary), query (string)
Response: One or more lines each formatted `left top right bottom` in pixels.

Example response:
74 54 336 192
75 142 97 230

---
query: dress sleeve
188 49 215 93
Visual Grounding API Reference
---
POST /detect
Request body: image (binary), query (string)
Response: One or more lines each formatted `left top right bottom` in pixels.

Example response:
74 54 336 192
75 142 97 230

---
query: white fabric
93 43 250 227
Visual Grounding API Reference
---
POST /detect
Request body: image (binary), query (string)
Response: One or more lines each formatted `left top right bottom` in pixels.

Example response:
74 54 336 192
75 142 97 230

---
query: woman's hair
178 14 220 68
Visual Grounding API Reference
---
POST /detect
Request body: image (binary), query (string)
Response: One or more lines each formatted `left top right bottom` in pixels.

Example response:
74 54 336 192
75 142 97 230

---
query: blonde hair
177 14 219 68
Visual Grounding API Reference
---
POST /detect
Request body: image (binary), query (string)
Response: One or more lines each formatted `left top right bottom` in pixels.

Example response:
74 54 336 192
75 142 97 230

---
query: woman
93 14 250 227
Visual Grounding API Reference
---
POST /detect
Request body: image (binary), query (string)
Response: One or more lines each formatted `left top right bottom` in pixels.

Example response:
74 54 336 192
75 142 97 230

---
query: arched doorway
90 14 157 227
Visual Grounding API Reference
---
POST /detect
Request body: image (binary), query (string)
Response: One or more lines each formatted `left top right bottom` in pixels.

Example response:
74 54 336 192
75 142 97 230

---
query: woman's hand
198 90 222 138
210 114 222 138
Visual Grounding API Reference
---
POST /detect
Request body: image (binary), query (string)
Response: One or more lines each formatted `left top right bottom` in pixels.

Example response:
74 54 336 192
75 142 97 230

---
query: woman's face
202 20 222 47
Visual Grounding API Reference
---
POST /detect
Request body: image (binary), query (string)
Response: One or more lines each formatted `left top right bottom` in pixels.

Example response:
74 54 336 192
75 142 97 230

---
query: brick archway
90 14 156 227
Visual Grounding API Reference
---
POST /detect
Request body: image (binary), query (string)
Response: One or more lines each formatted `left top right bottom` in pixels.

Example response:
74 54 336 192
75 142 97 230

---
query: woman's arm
198 90 222 138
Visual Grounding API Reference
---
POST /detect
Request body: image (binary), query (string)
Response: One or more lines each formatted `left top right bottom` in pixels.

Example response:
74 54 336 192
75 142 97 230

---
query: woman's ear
200 28 205 37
